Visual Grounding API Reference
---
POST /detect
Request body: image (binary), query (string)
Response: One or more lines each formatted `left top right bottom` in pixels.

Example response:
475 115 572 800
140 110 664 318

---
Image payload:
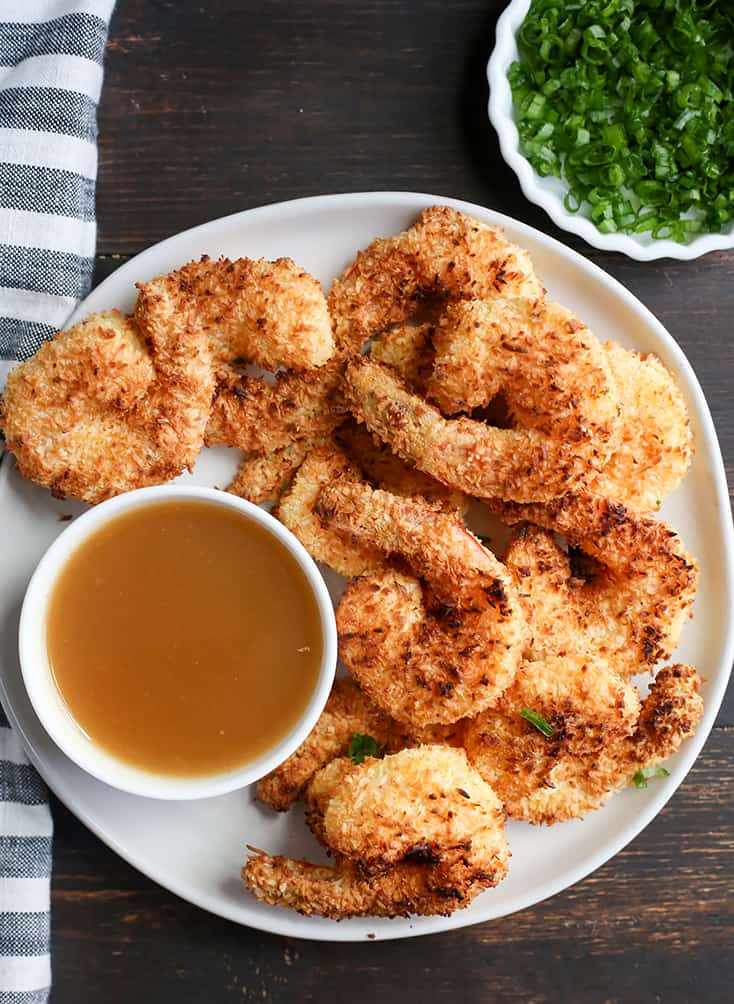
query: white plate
488 0 734 260
1 192 732 942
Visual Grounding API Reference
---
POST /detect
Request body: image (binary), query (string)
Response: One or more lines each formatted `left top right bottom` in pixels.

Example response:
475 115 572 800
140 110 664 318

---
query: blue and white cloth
0 2 114 999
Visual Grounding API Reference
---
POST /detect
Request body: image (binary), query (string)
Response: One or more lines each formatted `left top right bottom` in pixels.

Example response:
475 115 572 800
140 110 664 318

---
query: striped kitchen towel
0 1 115 999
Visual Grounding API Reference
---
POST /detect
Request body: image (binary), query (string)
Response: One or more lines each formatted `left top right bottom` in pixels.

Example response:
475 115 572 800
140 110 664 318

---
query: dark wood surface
51 1 733 1000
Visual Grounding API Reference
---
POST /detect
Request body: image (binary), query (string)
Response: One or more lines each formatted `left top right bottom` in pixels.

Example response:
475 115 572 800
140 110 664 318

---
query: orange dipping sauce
46 500 323 776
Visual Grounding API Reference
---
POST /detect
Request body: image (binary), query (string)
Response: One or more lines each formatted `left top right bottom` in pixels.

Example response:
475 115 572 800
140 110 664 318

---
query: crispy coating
226 434 327 504
276 444 386 577
205 363 344 454
337 421 468 515
590 342 693 510
136 255 333 374
1 310 214 503
257 677 465 813
493 492 698 675
317 481 527 726
427 299 620 468
368 322 434 391
256 678 393 811
329 205 544 348
464 663 702 823
243 747 510 918
344 356 599 503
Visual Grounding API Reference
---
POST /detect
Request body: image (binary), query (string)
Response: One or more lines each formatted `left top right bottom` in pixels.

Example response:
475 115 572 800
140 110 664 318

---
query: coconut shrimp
329 205 544 348
136 255 333 375
494 491 698 675
276 431 465 577
315 480 526 726
257 677 460 811
427 298 620 462
463 662 702 824
1 310 215 504
344 356 602 503
243 746 510 918
589 342 692 511
276 443 386 577
226 434 330 504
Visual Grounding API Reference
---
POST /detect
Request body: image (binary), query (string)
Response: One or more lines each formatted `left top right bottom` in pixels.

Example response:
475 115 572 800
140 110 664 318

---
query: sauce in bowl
45 499 323 777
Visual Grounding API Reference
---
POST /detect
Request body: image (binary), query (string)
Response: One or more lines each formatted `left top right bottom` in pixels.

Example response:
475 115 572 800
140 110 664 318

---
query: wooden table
51 2 734 1000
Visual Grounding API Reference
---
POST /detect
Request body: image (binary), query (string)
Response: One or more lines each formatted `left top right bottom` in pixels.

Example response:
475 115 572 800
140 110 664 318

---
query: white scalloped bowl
488 0 734 261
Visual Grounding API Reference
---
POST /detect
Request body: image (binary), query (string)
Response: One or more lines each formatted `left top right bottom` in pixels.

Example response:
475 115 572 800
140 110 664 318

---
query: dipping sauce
46 500 323 776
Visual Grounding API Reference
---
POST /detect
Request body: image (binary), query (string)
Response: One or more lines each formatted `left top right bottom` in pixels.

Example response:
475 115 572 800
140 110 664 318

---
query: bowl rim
487 0 734 261
18 484 338 800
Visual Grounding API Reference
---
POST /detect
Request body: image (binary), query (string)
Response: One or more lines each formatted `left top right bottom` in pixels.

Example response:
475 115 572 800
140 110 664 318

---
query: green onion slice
632 766 670 789
519 709 554 737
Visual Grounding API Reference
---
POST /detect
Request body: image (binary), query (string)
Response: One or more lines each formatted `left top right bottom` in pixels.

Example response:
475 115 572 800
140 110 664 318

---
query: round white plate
1 192 732 942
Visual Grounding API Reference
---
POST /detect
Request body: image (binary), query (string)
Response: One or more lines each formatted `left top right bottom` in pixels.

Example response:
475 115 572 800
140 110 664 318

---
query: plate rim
2 189 733 942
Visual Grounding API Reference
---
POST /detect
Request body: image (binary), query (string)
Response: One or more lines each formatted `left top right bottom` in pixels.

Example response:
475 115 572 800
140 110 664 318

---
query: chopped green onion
509 0 734 243
348 733 380 765
632 765 670 789
520 709 554 737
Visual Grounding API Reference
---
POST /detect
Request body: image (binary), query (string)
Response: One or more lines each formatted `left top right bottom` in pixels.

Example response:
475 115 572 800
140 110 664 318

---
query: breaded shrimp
336 421 467 515
329 205 544 348
427 299 620 469
226 434 328 504
257 677 462 811
204 364 344 455
1 310 214 503
316 481 526 726
243 747 510 918
463 663 702 823
590 342 693 510
276 444 386 577
136 255 333 374
256 678 393 811
344 357 599 503
368 322 434 392
493 492 698 675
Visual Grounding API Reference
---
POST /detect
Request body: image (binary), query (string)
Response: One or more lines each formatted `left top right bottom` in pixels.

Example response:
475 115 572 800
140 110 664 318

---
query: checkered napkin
0 2 114 999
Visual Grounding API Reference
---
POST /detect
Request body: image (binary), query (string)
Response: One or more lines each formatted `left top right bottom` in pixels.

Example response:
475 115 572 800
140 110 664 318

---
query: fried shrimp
493 492 698 675
315 480 526 726
368 322 434 391
344 356 599 503
463 662 702 823
136 255 333 374
256 678 392 811
226 434 328 504
257 677 459 811
329 205 544 348
336 422 467 515
590 342 692 510
243 746 510 918
276 444 386 577
427 299 620 466
1 309 215 504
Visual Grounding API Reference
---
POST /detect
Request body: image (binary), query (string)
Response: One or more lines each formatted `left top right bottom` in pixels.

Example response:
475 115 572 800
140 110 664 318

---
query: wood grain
45 0 734 998
49 731 734 1003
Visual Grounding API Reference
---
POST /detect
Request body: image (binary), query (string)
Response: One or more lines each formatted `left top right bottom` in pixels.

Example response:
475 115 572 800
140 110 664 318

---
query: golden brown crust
256 678 393 811
244 747 510 918
427 299 620 468
463 661 702 824
344 356 600 503
226 434 328 504
275 443 386 577
317 481 527 726
136 255 333 374
590 342 693 510
494 491 698 674
1 309 214 503
329 205 544 349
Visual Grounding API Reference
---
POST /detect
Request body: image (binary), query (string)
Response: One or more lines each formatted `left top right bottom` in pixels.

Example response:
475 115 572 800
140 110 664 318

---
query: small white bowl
488 0 734 261
18 485 338 800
